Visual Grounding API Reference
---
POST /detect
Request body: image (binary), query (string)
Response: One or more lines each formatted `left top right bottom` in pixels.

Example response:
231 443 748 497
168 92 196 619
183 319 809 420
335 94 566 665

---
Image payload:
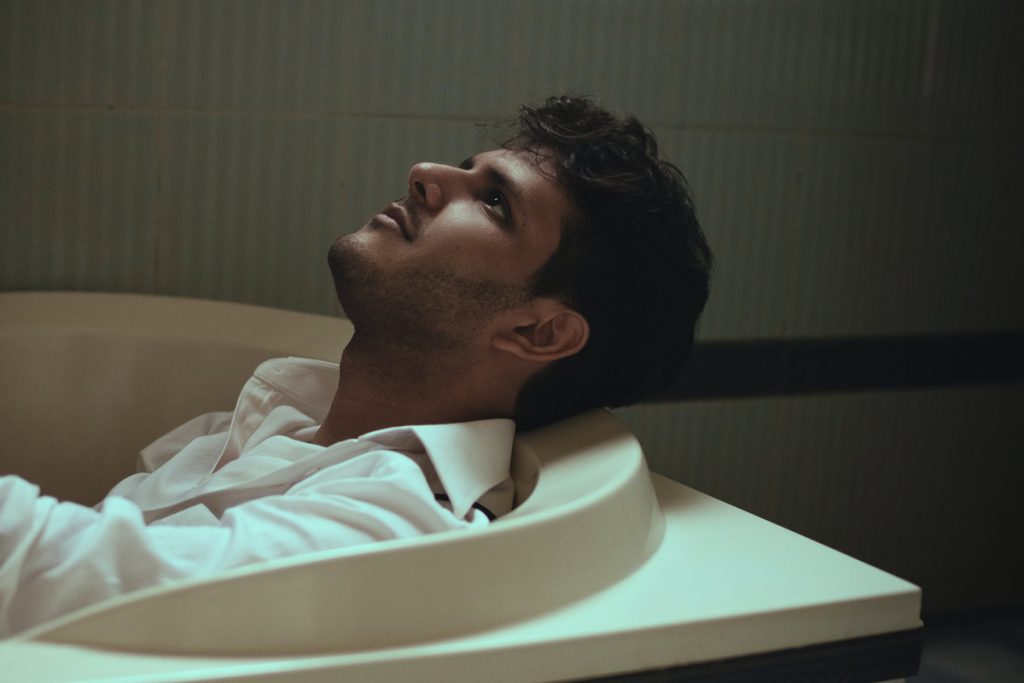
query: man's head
329 96 711 428
504 96 713 428
328 148 582 358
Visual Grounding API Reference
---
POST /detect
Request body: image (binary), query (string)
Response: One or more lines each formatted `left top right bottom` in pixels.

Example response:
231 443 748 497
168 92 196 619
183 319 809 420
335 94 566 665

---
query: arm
0 451 477 638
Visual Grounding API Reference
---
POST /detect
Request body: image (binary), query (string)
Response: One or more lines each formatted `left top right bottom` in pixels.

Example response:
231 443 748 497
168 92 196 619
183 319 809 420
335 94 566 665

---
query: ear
492 299 589 363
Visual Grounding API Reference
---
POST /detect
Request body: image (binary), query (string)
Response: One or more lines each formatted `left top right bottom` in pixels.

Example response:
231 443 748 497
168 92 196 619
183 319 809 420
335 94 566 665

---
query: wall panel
156 112 347 313
618 384 1024 613
0 109 158 292
656 127 1023 339
0 0 163 107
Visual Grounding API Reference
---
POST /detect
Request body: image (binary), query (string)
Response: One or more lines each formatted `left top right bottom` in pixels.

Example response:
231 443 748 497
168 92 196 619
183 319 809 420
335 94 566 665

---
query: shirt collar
362 420 515 519
252 356 338 423
217 357 338 464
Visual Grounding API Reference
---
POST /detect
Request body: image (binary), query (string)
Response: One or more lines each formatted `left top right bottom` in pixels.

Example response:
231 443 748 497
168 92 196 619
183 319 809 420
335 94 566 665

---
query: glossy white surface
0 473 921 682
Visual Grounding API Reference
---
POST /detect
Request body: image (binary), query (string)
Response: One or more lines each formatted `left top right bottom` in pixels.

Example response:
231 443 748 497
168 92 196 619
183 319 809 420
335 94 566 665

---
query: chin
327 233 385 324
327 236 357 304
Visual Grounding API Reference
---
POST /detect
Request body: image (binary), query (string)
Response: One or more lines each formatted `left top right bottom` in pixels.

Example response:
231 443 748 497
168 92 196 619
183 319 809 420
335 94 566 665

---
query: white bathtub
0 292 923 682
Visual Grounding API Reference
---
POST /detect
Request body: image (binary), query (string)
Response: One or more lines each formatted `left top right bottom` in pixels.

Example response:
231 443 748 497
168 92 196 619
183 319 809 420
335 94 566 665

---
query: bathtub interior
1 292 352 505
0 292 924 681
0 292 661 656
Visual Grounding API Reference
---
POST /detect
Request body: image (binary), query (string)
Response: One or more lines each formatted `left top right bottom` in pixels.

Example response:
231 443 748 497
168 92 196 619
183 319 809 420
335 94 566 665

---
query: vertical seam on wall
152 0 170 294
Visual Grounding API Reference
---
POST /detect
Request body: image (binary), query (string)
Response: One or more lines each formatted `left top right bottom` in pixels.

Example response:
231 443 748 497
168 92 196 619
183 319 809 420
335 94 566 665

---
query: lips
382 202 413 242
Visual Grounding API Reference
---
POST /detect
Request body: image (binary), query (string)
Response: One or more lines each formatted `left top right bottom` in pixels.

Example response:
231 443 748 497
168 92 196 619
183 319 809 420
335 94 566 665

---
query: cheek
418 224 497 264
417 214 542 281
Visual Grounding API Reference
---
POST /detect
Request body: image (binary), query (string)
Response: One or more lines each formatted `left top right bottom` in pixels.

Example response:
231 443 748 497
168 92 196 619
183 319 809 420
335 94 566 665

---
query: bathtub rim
1 291 665 656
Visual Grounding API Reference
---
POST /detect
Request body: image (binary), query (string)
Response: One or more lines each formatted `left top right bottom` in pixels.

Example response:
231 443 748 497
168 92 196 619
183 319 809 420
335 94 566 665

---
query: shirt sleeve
0 451 486 638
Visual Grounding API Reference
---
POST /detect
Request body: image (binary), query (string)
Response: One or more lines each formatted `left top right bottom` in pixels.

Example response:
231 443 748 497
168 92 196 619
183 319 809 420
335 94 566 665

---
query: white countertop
0 474 921 683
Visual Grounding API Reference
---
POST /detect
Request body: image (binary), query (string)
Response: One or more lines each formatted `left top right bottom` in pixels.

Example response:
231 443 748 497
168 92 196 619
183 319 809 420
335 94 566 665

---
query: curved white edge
28 417 663 655
1 293 663 657
0 476 922 683
24 410 663 657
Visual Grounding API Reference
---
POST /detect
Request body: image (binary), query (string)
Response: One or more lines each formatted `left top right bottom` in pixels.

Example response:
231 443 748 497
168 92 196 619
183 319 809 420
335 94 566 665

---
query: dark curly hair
504 96 713 430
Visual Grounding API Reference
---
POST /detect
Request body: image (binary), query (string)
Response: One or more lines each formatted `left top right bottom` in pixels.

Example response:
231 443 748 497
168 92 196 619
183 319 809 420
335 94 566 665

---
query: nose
407 162 462 211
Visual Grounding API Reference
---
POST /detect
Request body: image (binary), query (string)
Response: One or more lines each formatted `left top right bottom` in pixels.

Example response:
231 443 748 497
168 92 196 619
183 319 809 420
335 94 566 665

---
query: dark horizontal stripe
580 627 923 682
651 332 1024 401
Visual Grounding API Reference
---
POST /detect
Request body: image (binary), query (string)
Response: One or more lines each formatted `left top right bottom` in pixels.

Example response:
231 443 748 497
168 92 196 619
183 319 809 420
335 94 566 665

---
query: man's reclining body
0 97 712 637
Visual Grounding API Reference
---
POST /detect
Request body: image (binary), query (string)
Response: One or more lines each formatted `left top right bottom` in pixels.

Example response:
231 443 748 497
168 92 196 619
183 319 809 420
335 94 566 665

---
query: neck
311 335 513 446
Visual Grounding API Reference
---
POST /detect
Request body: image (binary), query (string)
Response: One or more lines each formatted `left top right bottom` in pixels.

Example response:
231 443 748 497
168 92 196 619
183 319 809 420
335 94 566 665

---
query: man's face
328 148 573 350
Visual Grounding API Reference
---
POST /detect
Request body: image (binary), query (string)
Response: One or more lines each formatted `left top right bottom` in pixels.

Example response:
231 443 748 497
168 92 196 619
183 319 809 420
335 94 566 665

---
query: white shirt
0 357 515 637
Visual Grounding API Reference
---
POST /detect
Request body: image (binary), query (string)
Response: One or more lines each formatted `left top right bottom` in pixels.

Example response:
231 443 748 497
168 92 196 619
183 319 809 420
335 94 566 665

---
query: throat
311 337 496 445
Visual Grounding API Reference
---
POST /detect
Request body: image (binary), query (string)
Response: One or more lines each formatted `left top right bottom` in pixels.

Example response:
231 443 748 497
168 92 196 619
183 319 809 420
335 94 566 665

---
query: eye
484 189 509 222
458 156 513 225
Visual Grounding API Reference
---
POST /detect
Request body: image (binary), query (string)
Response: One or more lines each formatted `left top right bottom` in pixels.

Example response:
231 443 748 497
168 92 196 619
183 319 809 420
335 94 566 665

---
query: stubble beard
327 234 529 355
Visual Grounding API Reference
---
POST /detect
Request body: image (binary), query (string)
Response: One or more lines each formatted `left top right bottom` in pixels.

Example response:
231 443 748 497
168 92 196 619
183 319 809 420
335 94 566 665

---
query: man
0 96 712 636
